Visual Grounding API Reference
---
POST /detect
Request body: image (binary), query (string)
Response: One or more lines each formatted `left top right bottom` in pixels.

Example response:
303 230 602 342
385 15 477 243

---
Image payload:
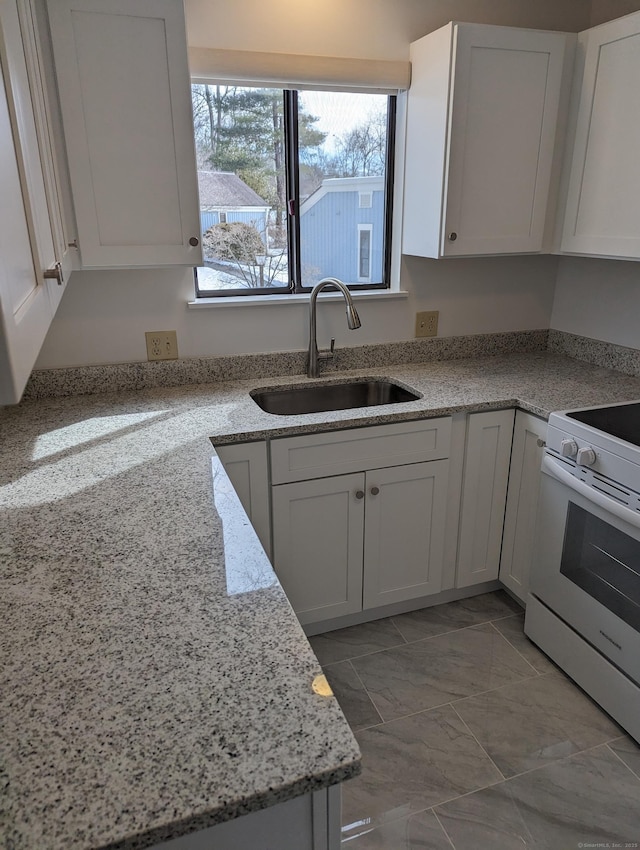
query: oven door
530 454 640 685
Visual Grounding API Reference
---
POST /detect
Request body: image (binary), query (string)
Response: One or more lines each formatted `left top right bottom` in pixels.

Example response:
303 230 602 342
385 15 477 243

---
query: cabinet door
444 25 567 256
214 441 271 559
457 409 515 588
363 460 449 609
47 0 202 268
22 0 76 302
272 474 365 625
0 0 62 404
561 12 640 259
403 23 568 259
499 411 547 604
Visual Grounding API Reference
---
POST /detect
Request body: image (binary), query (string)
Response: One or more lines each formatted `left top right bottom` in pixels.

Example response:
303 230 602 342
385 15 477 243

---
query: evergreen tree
192 86 325 229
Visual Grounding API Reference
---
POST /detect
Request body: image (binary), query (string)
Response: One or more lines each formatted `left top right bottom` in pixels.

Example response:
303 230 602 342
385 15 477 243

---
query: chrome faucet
307 278 361 378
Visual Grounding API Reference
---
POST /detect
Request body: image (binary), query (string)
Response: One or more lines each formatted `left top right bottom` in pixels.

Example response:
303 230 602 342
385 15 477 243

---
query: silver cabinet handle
536 438 546 448
355 490 365 500
370 486 380 496
43 262 64 285
189 236 199 247
448 232 458 241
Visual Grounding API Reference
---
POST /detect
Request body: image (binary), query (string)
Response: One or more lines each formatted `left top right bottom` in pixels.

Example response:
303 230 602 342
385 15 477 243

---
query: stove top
567 402 640 448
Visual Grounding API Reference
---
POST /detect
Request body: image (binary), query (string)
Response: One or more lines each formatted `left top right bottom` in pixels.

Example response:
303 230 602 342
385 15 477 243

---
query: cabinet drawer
270 418 451 484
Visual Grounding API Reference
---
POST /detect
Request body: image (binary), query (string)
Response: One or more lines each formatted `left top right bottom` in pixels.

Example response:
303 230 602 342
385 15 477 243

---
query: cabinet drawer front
270 418 451 484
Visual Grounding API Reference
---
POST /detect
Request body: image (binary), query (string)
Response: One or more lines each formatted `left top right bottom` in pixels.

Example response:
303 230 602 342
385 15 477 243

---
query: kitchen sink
250 379 421 415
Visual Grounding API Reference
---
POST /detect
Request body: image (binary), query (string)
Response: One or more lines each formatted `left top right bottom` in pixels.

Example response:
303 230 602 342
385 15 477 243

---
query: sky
299 90 387 153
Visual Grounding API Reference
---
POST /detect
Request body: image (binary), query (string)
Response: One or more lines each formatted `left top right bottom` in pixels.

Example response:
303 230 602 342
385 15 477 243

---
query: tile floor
309 591 640 849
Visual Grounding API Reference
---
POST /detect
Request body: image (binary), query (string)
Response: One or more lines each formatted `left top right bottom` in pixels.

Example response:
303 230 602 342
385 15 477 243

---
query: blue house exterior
197 171 270 243
299 175 385 287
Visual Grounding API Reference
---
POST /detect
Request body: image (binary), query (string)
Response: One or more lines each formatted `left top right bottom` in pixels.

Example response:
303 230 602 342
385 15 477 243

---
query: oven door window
561 502 640 632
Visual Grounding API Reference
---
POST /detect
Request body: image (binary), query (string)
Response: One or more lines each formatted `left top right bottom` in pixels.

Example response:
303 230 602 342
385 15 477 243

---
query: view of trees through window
191 85 391 294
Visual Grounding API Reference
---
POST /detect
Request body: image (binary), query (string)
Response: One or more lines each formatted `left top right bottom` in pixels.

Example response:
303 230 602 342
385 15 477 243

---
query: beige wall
36 256 558 368
551 258 640 348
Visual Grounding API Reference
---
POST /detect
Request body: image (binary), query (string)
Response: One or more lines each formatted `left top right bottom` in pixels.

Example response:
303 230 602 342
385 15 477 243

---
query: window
357 224 372 281
191 85 395 297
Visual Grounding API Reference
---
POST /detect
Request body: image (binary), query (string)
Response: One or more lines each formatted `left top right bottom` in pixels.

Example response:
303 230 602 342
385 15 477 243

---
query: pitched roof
197 171 268 207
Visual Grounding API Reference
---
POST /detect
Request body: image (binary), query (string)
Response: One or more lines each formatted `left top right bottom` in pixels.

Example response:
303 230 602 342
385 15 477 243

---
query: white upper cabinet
403 23 571 258
47 0 202 268
560 12 640 260
0 0 71 405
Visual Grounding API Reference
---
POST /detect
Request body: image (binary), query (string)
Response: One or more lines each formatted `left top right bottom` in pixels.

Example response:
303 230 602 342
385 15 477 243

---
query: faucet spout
307 278 361 378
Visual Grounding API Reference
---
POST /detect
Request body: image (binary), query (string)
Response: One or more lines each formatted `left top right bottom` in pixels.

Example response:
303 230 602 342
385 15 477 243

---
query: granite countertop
3 350 640 850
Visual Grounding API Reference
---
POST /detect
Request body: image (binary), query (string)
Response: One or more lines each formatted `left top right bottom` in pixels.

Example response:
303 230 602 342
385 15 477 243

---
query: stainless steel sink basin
250 379 421 415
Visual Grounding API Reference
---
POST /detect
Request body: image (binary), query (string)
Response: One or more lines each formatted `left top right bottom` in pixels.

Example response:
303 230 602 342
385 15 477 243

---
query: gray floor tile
342 808 452 849
491 614 557 674
453 671 622 777
609 735 640 778
392 591 522 643
324 661 382 731
435 745 640 850
342 704 503 831
308 618 406 665
352 623 536 721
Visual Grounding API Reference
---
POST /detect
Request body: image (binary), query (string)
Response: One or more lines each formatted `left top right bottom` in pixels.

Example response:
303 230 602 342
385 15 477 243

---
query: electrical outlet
415 311 439 338
145 330 178 361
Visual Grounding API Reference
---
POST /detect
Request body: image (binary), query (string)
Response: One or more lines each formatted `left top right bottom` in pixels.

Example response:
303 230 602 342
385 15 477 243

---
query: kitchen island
3 350 640 849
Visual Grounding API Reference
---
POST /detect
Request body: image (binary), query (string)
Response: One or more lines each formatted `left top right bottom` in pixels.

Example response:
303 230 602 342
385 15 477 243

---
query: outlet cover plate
145 330 178 361
415 311 439 338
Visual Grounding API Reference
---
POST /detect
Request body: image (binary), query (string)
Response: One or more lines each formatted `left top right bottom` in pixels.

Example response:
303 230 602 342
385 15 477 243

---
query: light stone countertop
3 350 640 850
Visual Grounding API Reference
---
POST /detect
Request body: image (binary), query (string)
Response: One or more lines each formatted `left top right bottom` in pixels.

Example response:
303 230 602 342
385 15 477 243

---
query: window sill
187 289 409 309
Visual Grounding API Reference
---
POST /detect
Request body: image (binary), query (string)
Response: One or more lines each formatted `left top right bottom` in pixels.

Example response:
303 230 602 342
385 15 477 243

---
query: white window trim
357 223 373 282
190 89 408 304
187 289 408 309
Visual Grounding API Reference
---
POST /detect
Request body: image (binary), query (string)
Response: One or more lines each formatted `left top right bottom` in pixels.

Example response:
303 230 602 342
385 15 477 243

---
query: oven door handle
542 454 640 530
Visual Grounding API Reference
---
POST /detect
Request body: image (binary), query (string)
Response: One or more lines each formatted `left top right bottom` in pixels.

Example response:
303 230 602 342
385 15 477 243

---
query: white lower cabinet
362 460 449 608
499 410 547 603
456 409 515 588
214 441 271 559
220 407 549 627
272 473 365 624
270 420 451 626
150 785 340 850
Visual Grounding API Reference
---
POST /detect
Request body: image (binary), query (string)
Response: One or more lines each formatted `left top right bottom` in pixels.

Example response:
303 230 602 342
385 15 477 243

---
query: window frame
193 87 396 299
